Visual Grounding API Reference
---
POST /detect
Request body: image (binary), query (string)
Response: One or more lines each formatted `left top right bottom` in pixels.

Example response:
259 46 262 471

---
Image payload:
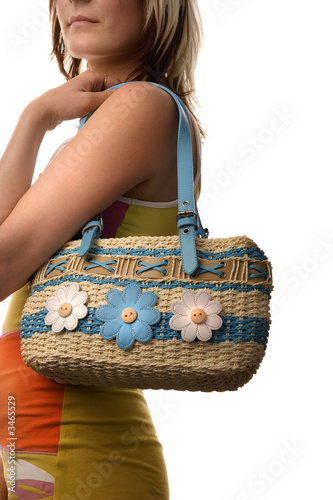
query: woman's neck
87 51 147 83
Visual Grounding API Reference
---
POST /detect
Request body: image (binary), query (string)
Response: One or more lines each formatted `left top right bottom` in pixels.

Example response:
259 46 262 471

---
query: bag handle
77 81 208 275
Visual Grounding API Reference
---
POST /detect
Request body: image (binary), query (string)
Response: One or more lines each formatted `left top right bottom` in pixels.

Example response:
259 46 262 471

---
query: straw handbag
21 82 273 392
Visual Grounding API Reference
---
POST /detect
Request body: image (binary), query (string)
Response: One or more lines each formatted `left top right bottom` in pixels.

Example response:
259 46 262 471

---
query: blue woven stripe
155 314 269 346
31 276 272 296
53 245 268 261
21 310 269 347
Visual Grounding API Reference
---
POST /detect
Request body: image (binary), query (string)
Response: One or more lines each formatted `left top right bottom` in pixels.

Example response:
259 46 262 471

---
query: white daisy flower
169 290 222 342
45 283 88 333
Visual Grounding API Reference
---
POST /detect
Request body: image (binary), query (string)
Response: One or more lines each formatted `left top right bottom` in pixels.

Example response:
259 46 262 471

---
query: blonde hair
49 0 205 138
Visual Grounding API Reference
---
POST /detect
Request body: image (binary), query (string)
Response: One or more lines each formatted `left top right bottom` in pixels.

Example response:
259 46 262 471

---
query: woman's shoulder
104 80 179 119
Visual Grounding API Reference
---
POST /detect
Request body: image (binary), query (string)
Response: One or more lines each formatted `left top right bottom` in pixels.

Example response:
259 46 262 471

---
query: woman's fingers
35 71 121 131
79 70 120 93
85 88 115 112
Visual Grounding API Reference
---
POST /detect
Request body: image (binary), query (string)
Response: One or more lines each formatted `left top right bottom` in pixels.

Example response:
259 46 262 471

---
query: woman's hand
0 71 118 226
33 71 118 131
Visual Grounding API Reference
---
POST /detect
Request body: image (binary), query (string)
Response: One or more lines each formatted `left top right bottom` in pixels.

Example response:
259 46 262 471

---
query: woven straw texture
21 335 265 392
21 235 273 392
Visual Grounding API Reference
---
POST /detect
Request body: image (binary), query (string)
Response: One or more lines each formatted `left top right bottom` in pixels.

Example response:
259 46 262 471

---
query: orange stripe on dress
0 332 65 454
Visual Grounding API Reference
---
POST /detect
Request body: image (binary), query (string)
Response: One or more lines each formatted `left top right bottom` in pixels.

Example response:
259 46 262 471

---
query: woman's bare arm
0 103 49 225
0 71 114 225
0 81 178 301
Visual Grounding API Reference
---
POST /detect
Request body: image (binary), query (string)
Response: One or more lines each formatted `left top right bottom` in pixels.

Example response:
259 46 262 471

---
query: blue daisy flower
96 283 161 350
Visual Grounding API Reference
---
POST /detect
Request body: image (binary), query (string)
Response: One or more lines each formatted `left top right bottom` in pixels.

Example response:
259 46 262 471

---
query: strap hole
182 200 190 207
183 228 190 235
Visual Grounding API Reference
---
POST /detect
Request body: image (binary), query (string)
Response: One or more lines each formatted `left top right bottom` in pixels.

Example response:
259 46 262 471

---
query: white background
1 1 332 498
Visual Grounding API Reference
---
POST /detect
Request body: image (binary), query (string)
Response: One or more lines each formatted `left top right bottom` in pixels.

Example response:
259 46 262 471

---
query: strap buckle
176 210 199 231
176 210 198 221
81 216 103 237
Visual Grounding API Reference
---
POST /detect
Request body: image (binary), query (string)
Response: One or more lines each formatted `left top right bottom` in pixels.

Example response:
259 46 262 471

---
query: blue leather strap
78 219 103 257
78 81 207 275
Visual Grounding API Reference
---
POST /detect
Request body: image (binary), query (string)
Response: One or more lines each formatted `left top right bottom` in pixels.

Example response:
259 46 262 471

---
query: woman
0 0 204 497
